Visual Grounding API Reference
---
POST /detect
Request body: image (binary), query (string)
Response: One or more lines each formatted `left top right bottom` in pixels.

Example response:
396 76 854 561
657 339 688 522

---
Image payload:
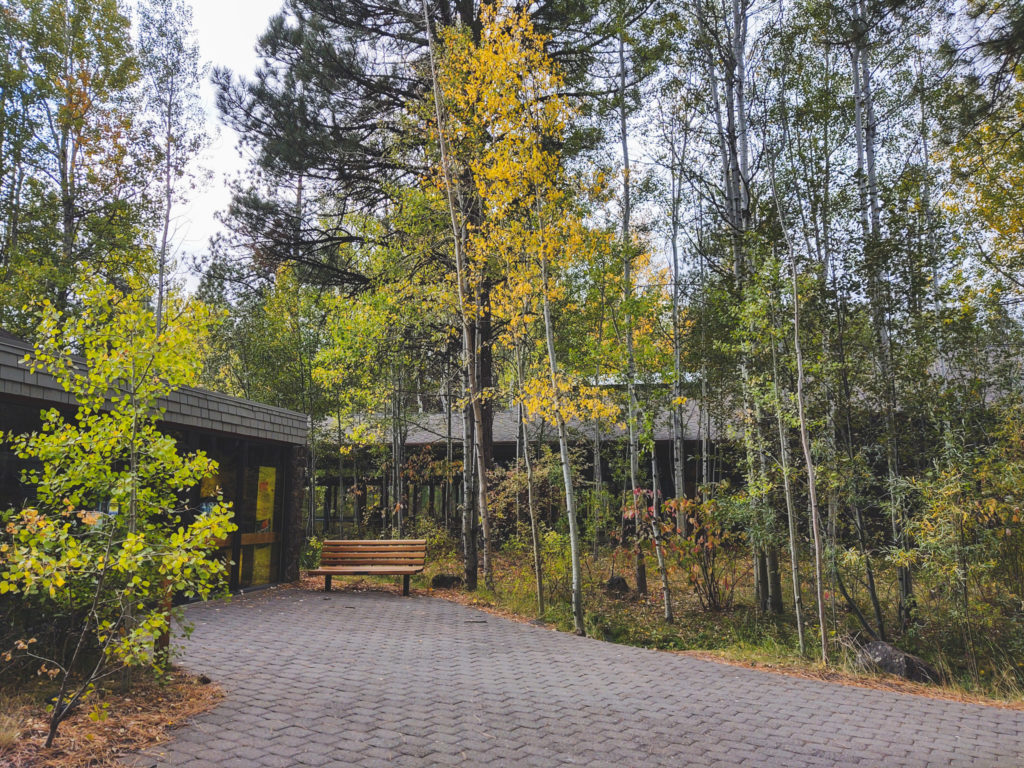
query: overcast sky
171 0 283 268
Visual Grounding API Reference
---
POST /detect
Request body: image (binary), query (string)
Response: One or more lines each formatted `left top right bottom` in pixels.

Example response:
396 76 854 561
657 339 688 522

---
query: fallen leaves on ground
0 670 222 768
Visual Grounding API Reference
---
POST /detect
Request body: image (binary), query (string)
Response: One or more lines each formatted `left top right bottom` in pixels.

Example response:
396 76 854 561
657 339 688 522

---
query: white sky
170 0 283 269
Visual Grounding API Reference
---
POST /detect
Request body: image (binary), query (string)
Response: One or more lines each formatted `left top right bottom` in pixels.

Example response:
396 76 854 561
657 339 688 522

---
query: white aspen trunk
726 0 777 609
59 125 76 290
539 248 584 635
781 54 888 640
669 128 688 532
593 427 603 558
391 368 405 535
650 450 673 623
732 0 751 225
769 131 827 655
700 0 771 606
445 372 454 530
851 0 911 628
618 33 645 596
473 303 492 590
770 331 806 656
421 0 484 588
462 377 477 587
857 0 882 237
519 393 544 616
338 451 346 533
850 46 872 241
593 279 607 556
156 87 174 335
699 245 710 491
792 260 828 664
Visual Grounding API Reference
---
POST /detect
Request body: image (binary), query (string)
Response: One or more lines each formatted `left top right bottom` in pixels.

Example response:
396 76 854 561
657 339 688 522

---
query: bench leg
324 575 332 592
402 575 410 596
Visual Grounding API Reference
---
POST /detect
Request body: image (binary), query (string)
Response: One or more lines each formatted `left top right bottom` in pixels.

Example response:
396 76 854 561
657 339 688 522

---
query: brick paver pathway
130 586 1024 767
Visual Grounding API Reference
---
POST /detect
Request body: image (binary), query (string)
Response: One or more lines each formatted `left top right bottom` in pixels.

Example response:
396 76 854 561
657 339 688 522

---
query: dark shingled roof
0 335 308 446
401 401 708 447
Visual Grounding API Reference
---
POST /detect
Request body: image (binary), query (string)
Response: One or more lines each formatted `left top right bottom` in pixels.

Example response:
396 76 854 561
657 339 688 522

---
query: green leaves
0 277 235 742
0 0 156 335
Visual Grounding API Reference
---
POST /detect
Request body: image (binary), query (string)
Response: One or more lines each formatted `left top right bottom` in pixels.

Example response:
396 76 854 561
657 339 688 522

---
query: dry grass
680 649 1024 711
0 670 222 768
0 711 22 751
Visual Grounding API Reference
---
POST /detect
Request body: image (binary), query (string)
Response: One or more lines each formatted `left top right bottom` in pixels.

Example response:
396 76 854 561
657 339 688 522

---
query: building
0 332 309 589
313 401 714 534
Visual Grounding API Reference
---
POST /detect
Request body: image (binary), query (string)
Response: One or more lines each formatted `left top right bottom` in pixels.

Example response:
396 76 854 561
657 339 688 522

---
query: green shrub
300 536 324 569
412 516 458 559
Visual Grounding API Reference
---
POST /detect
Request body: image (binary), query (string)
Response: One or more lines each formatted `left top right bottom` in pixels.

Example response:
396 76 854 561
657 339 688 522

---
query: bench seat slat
321 547 425 552
319 565 423 573
323 557 428 561
323 539 425 546
321 555 425 562
321 545 426 549
320 551 426 558
323 552 428 561
321 549 425 555
309 566 424 575
321 553 425 559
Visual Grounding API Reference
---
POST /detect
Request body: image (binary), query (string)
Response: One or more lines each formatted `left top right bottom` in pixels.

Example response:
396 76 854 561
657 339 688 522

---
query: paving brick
131 587 1024 768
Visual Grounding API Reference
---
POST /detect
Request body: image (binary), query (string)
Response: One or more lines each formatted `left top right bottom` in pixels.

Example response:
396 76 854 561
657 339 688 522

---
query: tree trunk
462 388 478 590
792 260 828 664
770 336 806 655
668 124 689 533
851 0 911 631
539 248 584 636
754 550 769 612
421 0 483 587
651 450 673 623
472 303 492 590
618 33 645 598
519 398 544 616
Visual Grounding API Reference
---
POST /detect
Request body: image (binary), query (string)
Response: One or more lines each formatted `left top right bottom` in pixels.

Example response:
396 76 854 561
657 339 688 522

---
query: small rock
854 641 942 684
197 674 212 685
431 574 464 589
604 575 631 598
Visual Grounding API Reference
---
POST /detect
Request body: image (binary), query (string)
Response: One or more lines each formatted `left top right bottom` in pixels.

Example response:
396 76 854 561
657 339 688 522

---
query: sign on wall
252 466 277 583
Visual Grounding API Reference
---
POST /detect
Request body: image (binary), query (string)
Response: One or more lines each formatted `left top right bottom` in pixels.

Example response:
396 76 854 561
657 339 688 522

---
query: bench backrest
320 539 427 568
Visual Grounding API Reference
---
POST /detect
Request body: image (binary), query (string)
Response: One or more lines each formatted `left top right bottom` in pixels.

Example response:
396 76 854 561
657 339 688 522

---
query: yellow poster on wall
252 466 277 584
253 545 271 584
256 466 276 533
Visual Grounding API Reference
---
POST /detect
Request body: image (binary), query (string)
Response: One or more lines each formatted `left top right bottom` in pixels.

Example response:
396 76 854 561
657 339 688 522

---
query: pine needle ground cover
0 670 221 768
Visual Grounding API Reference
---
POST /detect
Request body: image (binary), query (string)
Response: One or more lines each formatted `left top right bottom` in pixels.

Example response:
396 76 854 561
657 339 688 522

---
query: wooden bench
308 539 426 596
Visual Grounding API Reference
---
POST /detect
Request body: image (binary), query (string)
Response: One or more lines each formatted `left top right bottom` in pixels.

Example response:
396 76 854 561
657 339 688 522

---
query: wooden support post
402 574 410 596
324 574 332 592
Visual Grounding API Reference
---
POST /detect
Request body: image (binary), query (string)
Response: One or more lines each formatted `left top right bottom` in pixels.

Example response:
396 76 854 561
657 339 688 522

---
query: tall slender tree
137 0 208 333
